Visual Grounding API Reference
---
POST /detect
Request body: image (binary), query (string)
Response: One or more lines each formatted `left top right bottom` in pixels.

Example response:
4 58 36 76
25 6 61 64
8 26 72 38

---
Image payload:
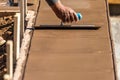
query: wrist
50 0 64 11
46 0 59 6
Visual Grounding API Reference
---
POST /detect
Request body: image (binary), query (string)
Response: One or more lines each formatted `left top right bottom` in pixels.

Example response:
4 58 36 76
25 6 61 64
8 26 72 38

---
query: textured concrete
110 16 120 80
24 0 115 80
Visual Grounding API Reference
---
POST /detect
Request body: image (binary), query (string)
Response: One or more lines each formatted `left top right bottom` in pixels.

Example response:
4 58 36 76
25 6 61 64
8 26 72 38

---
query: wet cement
24 0 115 80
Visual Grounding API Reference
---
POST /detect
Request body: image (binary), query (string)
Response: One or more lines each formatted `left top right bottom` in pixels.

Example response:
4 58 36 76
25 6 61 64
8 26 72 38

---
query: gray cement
110 16 120 80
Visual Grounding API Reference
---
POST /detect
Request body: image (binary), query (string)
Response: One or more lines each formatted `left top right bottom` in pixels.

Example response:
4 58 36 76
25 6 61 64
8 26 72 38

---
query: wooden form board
24 0 115 80
109 0 120 4
0 0 40 13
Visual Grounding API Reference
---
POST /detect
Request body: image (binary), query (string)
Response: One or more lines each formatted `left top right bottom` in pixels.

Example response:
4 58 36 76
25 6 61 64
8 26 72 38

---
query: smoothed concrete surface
24 0 115 80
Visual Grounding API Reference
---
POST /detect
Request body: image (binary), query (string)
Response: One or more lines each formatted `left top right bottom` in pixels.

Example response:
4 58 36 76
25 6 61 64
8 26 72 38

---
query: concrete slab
24 0 115 80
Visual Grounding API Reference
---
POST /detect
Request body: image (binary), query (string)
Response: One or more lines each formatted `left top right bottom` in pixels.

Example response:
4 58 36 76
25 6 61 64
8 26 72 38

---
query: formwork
109 0 120 4
0 6 18 80
0 0 40 79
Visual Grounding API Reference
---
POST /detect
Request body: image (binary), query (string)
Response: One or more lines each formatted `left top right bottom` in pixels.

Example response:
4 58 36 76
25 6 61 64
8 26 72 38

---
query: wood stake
6 40 13 80
14 13 20 61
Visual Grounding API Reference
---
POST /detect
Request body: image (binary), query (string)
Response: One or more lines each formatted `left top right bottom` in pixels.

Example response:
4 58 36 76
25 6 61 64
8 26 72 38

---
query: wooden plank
0 7 19 13
14 13 20 61
6 40 13 80
0 0 39 13
0 12 15 17
20 0 26 39
109 0 120 4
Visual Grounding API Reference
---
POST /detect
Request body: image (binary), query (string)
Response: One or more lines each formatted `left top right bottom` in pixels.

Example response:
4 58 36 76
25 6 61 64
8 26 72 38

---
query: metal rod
6 40 13 80
14 13 20 61
20 0 27 41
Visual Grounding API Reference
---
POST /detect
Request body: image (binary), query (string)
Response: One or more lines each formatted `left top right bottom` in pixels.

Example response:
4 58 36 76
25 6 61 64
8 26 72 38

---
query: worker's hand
51 1 78 23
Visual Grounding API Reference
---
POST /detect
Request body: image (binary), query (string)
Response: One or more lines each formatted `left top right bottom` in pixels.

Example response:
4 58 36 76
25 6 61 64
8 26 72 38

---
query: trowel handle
61 13 82 26
76 13 82 20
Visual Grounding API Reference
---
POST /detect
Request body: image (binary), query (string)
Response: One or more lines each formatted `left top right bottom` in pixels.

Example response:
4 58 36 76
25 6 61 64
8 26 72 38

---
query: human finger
69 12 75 22
66 12 71 23
73 12 78 22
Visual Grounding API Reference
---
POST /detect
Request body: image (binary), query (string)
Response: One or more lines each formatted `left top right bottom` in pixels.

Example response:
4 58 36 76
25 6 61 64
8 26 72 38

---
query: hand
51 1 78 23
